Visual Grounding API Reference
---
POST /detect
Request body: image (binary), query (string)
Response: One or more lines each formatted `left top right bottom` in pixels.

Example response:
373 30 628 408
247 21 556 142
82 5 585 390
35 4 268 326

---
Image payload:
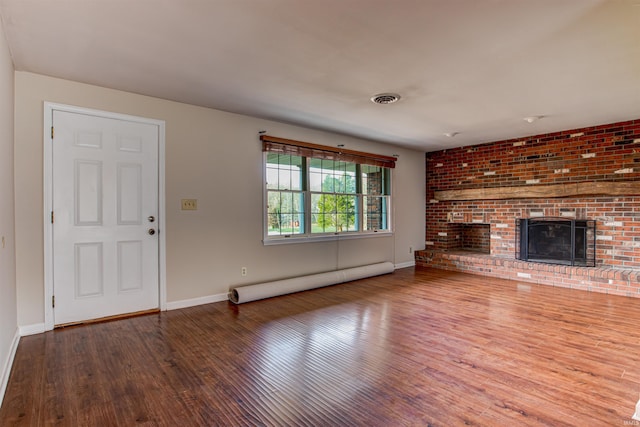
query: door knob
148 216 155 222
148 228 156 235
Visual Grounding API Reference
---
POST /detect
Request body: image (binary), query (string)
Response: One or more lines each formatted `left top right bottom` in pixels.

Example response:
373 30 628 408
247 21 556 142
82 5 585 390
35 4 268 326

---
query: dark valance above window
261 135 396 169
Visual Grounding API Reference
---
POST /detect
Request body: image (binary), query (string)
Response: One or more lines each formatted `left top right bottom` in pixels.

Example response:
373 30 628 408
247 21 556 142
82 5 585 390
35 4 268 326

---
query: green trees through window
313 175 357 233
265 152 391 240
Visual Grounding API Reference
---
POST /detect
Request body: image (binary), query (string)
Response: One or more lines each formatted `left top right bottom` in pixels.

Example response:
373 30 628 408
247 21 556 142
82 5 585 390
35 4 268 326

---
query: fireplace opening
446 223 490 253
516 217 596 267
461 223 490 254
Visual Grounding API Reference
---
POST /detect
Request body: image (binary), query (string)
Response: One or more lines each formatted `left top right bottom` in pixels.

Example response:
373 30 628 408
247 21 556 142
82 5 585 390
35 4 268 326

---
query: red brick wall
425 119 640 268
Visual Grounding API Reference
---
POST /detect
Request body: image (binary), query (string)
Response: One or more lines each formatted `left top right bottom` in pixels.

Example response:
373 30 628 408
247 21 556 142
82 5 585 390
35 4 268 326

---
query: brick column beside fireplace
416 118 640 297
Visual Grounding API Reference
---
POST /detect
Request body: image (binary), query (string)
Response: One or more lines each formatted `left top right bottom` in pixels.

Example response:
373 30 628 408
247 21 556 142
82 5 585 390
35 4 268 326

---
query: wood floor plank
1 266 640 426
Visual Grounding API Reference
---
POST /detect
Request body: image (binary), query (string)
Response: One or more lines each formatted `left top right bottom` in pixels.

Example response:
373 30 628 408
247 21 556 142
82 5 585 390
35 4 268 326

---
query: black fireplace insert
516 217 596 267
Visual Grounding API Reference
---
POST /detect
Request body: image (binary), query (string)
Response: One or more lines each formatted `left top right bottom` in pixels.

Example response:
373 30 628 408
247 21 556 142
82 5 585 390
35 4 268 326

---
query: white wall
0 16 18 406
14 72 426 327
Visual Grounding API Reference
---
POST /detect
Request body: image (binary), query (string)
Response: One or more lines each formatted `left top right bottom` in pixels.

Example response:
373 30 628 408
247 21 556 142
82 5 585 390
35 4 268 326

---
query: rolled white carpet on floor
228 261 395 304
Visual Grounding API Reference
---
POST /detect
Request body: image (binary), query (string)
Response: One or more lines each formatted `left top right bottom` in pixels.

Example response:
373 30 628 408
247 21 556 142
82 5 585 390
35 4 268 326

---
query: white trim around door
43 102 167 331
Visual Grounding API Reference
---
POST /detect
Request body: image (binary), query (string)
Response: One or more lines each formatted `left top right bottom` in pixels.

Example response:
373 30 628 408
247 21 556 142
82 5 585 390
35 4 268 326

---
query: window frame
262 138 393 245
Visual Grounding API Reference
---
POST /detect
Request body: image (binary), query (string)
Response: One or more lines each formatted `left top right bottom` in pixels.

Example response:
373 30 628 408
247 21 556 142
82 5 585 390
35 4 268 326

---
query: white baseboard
19 323 46 336
394 261 416 269
0 328 20 408
166 292 229 311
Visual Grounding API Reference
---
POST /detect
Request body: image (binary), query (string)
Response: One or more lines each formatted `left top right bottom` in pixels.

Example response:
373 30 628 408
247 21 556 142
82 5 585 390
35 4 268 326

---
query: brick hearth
415 250 640 297
419 118 640 297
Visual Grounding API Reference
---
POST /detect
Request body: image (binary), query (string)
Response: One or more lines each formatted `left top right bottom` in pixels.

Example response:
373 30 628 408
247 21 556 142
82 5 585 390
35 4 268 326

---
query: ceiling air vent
371 93 401 105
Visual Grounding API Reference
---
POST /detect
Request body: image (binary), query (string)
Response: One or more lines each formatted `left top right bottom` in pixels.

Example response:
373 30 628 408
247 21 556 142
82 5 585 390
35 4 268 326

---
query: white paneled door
52 110 160 325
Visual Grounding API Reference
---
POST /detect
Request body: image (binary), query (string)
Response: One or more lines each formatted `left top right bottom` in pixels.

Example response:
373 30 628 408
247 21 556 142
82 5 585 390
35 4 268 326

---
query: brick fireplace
416 118 640 297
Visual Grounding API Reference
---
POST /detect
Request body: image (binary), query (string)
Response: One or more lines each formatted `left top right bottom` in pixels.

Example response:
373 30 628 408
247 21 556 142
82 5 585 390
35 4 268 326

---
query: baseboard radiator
228 261 395 304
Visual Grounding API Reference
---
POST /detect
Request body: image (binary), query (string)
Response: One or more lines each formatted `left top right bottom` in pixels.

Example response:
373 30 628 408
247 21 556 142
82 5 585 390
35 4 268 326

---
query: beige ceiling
1 0 639 151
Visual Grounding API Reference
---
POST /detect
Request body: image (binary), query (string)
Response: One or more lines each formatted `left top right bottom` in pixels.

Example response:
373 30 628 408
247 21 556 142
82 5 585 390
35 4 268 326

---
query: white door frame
43 102 167 331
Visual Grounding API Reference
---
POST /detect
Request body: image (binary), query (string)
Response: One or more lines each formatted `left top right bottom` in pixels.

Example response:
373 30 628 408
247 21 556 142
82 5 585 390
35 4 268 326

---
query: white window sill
263 231 393 246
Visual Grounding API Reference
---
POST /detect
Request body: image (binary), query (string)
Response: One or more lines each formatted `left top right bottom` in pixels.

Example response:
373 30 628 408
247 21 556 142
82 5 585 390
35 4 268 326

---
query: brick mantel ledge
415 250 640 298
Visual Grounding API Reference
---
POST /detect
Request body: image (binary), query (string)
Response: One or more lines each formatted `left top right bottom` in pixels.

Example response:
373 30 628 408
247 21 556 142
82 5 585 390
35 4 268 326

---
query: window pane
267 190 304 235
311 193 358 233
266 154 303 191
363 196 388 231
337 162 356 194
309 158 356 194
340 194 358 231
308 158 323 192
362 165 387 195
311 194 333 233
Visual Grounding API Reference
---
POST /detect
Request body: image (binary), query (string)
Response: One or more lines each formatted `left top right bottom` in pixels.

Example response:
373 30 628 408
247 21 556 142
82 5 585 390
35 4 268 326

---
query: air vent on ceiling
371 93 401 104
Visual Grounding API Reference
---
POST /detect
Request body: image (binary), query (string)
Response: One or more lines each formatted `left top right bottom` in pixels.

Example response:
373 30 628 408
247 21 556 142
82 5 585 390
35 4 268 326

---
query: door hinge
52 295 55 308
51 126 54 139
51 211 54 224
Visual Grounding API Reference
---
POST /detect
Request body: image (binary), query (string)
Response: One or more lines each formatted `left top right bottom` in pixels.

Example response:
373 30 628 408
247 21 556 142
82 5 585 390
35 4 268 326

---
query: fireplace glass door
516 218 596 267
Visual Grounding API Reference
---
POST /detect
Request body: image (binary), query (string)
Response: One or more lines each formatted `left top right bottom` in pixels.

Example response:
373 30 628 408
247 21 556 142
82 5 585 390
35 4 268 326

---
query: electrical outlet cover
181 199 197 210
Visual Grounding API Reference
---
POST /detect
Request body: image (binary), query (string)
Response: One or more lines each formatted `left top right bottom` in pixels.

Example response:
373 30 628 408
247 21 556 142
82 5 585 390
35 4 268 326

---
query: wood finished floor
2 267 640 426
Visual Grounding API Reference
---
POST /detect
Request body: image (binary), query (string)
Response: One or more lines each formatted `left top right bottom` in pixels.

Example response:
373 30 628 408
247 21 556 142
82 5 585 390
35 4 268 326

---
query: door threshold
54 308 161 329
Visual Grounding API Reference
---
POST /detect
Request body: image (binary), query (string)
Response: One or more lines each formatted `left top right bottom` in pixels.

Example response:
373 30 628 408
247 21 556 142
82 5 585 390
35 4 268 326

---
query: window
263 135 395 243
266 153 305 236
